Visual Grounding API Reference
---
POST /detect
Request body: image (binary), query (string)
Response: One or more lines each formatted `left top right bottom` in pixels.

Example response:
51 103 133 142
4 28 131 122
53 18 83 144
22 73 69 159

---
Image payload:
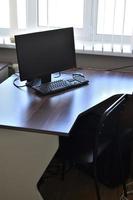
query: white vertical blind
121 0 126 53
101 0 106 51
9 0 18 31
26 0 37 29
0 0 133 56
91 0 95 51
38 0 84 28
0 0 10 28
96 0 133 55
38 0 47 26
112 0 116 52
0 0 26 35
17 0 26 29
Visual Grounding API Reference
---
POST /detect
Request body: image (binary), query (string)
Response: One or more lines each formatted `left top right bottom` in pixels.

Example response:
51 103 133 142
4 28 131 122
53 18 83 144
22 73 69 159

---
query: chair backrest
94 94 128 160
97 94 127 138
59 94 129 156
95 94 133 187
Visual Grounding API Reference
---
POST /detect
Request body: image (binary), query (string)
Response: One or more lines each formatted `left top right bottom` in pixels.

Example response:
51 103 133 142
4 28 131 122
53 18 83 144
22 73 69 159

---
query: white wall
0 48 17 64
76 53 133 72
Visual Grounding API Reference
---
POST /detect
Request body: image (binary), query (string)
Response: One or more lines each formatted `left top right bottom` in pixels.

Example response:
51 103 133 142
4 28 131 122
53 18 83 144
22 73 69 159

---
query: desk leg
0 129 59 200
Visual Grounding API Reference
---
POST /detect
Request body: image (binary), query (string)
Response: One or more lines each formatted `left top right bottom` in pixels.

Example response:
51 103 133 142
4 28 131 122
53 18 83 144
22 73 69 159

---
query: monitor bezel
15 27 76 84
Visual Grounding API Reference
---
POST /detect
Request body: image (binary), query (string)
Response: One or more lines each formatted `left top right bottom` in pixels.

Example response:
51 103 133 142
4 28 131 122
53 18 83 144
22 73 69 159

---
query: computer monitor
15 27 76 85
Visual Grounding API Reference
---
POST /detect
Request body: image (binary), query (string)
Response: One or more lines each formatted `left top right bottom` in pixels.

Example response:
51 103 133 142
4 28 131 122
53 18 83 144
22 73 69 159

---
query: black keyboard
32 75 89 95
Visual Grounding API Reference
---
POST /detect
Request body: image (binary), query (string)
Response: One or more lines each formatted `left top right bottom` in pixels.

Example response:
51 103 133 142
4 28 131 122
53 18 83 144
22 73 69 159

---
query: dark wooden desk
0 68 133 200
0 68 133 135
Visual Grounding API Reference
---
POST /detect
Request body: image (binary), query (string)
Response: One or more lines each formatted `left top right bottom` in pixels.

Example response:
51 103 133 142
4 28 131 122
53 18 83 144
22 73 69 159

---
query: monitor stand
26 74 51 87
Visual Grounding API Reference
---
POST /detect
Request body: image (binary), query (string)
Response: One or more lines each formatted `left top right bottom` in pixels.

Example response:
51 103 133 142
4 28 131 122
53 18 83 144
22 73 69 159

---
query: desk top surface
0 68 133 136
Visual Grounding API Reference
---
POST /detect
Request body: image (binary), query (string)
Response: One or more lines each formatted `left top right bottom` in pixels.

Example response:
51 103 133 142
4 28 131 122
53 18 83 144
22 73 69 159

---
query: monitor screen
15 27 76 83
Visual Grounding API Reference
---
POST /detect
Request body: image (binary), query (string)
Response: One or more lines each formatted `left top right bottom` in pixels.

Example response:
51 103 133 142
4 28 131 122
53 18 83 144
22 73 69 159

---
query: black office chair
56 93 133 200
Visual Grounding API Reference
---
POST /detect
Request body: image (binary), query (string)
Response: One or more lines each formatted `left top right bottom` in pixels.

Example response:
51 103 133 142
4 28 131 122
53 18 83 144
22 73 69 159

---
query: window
0 0 26 37
96 0 133 54
97 0 133 36
37 0 133 55
17 0 26 29
38 0 84 28
0 0 10 28
0 0 133 56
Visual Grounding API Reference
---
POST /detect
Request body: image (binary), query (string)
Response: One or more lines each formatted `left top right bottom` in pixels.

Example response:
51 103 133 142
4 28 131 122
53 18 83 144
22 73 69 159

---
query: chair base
120 181 133 200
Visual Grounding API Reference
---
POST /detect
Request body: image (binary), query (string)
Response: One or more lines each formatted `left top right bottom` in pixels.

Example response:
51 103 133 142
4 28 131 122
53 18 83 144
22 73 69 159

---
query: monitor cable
13 75 26 88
